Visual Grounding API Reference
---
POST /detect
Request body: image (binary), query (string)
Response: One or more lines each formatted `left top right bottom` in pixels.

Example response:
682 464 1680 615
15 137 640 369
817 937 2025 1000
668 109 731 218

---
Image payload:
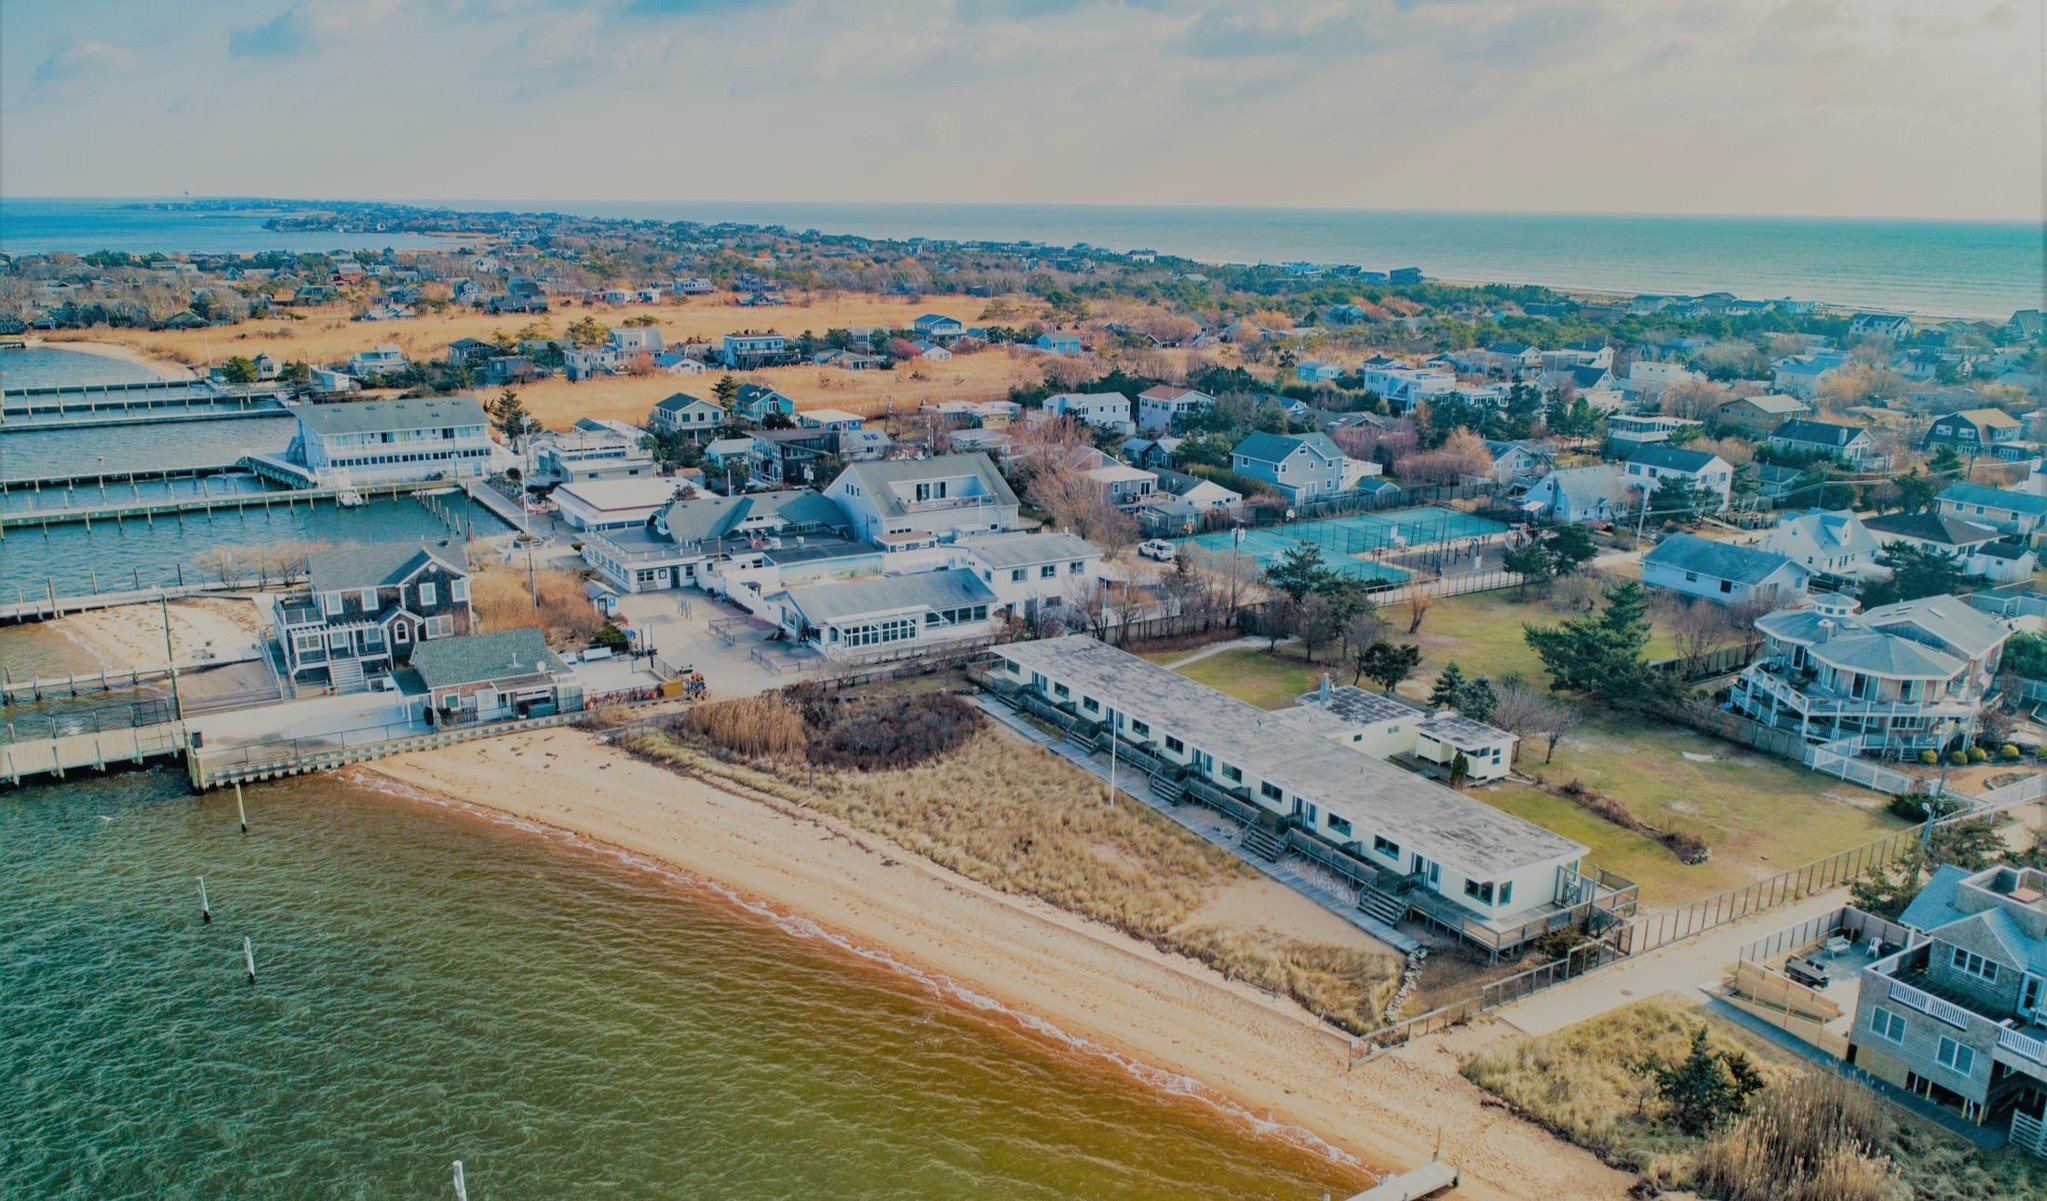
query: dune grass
620 721 1401 1028
1464 997 2044 1199
469 560 605 646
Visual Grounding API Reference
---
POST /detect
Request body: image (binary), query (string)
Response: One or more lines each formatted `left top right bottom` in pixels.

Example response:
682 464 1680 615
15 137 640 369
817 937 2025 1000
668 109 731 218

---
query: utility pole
160 591 183 719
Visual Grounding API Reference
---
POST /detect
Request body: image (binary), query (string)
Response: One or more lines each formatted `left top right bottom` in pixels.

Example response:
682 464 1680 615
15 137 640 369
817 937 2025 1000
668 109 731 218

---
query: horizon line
4 195 2040 227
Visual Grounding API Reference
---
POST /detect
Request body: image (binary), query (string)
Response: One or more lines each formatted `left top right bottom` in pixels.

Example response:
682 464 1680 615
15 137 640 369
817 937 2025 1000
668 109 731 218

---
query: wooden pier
0 379 290 424
186 710 580 791
0 477 457 535
2 720 187 787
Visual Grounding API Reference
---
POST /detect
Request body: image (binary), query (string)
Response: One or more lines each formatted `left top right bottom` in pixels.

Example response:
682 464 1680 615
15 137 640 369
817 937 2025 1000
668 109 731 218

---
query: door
1409 854 1440 891
2023 974 2044 1021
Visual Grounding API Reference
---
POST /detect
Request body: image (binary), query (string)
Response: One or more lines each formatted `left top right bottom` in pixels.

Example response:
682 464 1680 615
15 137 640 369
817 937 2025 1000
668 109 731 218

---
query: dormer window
323 591 344 616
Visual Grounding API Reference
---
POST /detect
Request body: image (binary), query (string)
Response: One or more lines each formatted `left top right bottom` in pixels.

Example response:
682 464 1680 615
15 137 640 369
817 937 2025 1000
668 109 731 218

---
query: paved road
1494 887 1851 1036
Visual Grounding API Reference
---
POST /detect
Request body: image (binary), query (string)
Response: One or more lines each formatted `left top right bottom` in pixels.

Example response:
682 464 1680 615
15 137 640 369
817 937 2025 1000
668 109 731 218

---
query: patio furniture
1824 935 1853 958
1785 956 1831 989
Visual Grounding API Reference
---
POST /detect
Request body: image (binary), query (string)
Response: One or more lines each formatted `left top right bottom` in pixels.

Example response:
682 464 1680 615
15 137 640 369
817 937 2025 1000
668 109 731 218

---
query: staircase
1240 825 1284 861
327 658 366 694
1357 884 1410 927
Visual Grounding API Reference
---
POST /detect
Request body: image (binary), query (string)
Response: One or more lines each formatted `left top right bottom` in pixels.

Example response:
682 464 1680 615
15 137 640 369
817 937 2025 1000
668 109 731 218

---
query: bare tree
1658 378 1733 419
1299 594 1342 663
1536 702 1587 764
1490 679 1558 766
1405 587 1433 635
194 546 244 587
1342 608 1387 665
1666 597 1735 676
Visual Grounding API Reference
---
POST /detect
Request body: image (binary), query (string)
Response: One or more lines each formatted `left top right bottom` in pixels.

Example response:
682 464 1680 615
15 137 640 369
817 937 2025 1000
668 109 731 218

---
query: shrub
1969 746 1990 763
808 692 983 771
2003 744 2023 761
678 694 808 759
1949 751 1969 767
1886 792 1960 822
1919 750 1940 765
593 623 631 652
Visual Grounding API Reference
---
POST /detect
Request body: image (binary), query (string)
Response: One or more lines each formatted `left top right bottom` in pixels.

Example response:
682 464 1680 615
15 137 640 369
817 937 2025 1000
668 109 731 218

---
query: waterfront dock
0 379 289 425
0 477 466 535
2 720 187 787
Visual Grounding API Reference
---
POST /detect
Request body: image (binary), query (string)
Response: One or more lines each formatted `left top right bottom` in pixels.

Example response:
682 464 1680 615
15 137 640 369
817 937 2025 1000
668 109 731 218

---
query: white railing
897 492 996 514
1886 977 1976 1031
2013 1110 2047 1158
1998 1025 2047 1066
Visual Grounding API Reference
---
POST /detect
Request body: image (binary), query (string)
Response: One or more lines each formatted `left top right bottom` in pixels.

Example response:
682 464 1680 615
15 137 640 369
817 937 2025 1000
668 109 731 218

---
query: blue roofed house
1518 464 1634 525
1938 484 2047 546
1758 509 1884 580
1641 533 1810 604
1768 418 1887 470
1296 361 1342 383
1772 352 1848 399
731 383 797 423
1229 432 1381 503
1623 445 1734 510
1852 862 2047 1145
1035 330 1083 356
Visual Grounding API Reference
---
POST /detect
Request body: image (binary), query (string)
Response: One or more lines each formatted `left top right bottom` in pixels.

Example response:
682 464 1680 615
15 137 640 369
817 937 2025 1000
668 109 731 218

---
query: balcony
897 492 996 515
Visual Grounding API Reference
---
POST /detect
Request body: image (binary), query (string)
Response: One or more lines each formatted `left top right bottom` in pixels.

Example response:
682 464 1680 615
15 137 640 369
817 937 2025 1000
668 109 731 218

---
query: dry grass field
623 708 1403 1029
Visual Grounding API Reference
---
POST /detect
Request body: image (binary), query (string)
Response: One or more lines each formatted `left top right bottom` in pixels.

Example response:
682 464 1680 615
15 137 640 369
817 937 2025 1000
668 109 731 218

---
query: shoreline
362 728 1634 1200
34 337 195 380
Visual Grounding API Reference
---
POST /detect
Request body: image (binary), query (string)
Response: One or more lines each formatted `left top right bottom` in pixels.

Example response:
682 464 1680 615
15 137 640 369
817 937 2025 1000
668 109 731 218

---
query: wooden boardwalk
2 721 186 786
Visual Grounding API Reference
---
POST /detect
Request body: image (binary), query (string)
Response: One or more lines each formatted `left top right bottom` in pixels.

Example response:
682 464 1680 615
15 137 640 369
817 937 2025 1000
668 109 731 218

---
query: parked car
1137 539 1177 562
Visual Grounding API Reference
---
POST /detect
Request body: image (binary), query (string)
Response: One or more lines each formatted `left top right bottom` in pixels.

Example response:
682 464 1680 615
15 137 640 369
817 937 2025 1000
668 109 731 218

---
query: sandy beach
38 596 267 673
38 338 194 379
366 728 1632 1200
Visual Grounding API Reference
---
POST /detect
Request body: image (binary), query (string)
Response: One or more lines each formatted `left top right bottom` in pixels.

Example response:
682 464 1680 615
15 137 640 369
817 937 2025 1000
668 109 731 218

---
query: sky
1 0 2040 221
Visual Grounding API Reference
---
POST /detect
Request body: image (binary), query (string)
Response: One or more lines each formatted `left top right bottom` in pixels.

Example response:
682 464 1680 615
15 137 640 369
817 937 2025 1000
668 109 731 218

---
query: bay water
1 768 1366 1199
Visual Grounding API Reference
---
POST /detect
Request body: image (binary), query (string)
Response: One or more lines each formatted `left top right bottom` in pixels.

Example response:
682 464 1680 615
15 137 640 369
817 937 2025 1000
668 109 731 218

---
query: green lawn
1402 590 1689 699
1169 646 1328 710
1477 782 1750 904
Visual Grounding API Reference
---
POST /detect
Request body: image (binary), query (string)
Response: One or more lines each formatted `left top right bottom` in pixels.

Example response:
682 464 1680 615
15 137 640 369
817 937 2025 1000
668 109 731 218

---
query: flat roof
998 636 1585 878
555 478 682 510
1300 684 1425 726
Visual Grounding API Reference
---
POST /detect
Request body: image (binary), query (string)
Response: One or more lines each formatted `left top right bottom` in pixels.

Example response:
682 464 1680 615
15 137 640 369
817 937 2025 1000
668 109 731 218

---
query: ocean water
0 416 296 484
527 200 2044 321
0 768 1367 1199
4 197 2038 319
0 346 167 390
0 199 451 256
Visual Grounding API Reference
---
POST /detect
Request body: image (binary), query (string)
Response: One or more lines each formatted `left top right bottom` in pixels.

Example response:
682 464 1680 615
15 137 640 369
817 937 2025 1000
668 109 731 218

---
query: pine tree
1648 1026 1756 1135
1430 662 1469 710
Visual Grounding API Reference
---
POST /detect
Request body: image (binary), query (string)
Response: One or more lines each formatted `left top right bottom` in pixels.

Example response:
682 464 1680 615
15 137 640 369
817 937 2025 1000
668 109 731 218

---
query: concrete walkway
1149 635 1279 671
1494 886 1851 1036
972 694 1420 955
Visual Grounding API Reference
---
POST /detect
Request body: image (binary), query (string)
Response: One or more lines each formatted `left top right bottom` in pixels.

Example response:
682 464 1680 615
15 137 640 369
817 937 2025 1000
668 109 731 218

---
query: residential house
653 349 707 375
273 540 473 692
648 392 728 438
909 341 952 362
1606 413 1701 452
1852 863 2047 1147
1926 409 2027 460
609 326 664 356
991 636 1601 956
700 437 761 486
412 628 580 726
1485 342 1545 374
1481 439 1554 487
1085 462 1158 509
825 453 1021 541
1120 435 1181 471
1849 312 1912 341
1714 393 1810 437
1773 353 1848 400
1035 331 1083 356
1144 469 1243 528
445 338 495 366
1756 464 1810 506
1624 445 1733 510
911 313 966 341
954 530 1104 623
1863 512 2040 584
1296 361 1342 383
563 345 625 381
309 366 358 393
480 355 538 387
529 429 655 485
1518 465 1634 525
1230 432 1379 503
1770 419 1886 469
1759 509 1883 579
1729 593 2011 756
345 344 407 378
731 384 797 424
793 408 867 433
551 478 683 532
1412 714 1520 785
769 569 999 661
1642 534 1810 604
1136 385 1215 433
1937 484 2047 544
719 333 796 370
1043 391 1134 434
280 396 492 487
835 427 893 461
1622 360 1700 399
579 488 848 593
1356 362 1459 412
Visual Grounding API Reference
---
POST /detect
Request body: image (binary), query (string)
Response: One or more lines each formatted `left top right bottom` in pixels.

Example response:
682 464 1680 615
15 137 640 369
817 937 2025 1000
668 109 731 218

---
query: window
359 588 378 610
1130 720 1149 737
393 622 411 644
1069 560 1085 574
324 591 344 616
450 578 470 602
293 632 322 654
1867 1006 1906 1044
1053 683 1070 699
1498 881 1512 907
1327 815 1353 837
1259 781 1283 801
1463 879 1496 904
419 582 438 608
328 630 350 651
1220 763 1241 783
1011 568 1027 583
1040 564 1057 579
1164 735 1184 753
1373 836 1400 860
1935 1036 1975 1078
423 615 454 639
840 616 919 648
1950 947 1999 983
1081 697 1099 713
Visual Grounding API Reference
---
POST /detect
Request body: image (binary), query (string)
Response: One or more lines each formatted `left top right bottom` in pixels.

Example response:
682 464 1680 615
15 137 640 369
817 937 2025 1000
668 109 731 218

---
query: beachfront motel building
991 636 1598 951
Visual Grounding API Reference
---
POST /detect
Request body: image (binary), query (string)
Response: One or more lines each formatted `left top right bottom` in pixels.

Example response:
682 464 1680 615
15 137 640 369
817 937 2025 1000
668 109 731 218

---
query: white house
769 568 999 661
345 343 407 378
1518 465 1634 525
550 478 682 532
1759 509 1883 579
824 453 1021 542
1136 385 1215 433
1622 360 1700 399
1937 484 2047 544
1772 353 1848 400
1623 445 1733 509
1768 419 1887 469
1356 363 1459 412
1413 714 1520 784
609 326 664 355
280 396 492 487
1863 512 2040 584
952 530 1103 623
1641 533 1810 604
1849 312 1912 341
1043 391 1134 434
530 429 655 485
579 488 848 593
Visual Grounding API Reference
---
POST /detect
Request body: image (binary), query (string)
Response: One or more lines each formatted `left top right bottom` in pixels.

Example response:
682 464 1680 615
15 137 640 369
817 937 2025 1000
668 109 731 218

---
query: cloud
229 0 397 57
31 40 136 87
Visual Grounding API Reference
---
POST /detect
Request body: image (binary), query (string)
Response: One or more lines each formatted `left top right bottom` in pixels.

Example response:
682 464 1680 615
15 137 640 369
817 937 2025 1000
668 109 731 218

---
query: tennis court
1178 505 1510 584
